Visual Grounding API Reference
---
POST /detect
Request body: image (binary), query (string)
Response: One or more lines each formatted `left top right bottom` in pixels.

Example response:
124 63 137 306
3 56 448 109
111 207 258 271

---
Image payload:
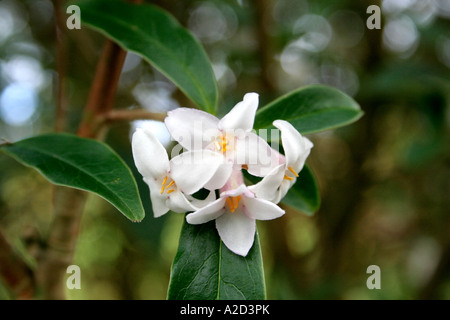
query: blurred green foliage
0 0 449 299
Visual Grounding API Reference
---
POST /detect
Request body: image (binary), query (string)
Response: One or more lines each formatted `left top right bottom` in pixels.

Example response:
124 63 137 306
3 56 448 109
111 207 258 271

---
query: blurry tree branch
36 187 87 299
34 0 144 300
1 0 145 299
103 109 167 124
52 0 68 132
253 0 276 93
76 40 128 138
77 0 144 139
0 228 34 299
37 41 126 300
308 0 384 295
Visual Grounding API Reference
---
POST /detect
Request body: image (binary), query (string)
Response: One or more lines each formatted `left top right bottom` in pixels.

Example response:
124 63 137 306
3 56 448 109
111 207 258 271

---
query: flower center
160 176 176 195
214 134 233 154
283 166 299 181
225 195 242 213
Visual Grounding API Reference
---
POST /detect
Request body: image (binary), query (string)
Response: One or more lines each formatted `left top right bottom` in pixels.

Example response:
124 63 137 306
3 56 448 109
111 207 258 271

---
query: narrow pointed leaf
75 0 218 114
167 219 265 300
1 133 145 222
281 165 320 216
254 85 363 134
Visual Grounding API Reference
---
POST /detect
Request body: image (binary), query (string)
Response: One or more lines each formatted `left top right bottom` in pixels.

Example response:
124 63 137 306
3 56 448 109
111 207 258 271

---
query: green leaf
254 85 363 134
167 219 265 300
281 165 320 216
75 0 218 114
1 133 145 222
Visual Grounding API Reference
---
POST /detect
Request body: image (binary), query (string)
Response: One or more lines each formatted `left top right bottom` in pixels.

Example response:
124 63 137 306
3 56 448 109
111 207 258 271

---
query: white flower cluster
132 93 313 256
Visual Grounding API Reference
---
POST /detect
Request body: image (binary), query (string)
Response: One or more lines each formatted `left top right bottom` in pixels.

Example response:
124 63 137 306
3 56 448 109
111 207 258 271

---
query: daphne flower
132 127 223 217
165 93 279 190
186 169 285 256
249 120 313 204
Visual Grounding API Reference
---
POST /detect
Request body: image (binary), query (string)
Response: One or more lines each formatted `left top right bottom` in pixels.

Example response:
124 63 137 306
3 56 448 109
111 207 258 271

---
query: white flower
186 169 285 256
249 120 313 204
131 92 314 257
132 127 222 217
165 93 279 190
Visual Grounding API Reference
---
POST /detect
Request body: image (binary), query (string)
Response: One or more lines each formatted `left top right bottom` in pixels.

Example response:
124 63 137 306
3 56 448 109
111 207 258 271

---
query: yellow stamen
166 180 175 189
235 196 242 208
284 174 294 181
160 176 168 194
161 176 177 194
214 134 231 153
226 196 242 213
288 166 299 177
222 137 228 152
166 180 176 193
226 198 234 212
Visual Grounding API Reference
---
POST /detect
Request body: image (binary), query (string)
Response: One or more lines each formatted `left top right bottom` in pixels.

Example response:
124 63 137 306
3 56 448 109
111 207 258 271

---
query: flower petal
169 150 223 195
144 177 169 218
186 190 217 209
167 189 196 213
220 183 252 198
216 210 256 256
165 108 220 151
247 164 285 201
273 120 313 171
235 132 281 176
132 127 169 179
243 196 285 221
219 168 244 192
274 180 293 204
186 198 227 224
203 162 233 191
218 93 259 132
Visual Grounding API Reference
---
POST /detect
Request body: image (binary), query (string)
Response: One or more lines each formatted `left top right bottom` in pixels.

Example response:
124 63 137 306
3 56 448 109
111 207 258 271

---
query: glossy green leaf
281 165 320 216
254 85 363 134
167 219 265 300
75 0 218 114
1 133 145 222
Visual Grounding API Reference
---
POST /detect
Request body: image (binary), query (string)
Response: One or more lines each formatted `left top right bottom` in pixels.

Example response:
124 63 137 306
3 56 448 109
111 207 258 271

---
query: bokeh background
0 0 449 299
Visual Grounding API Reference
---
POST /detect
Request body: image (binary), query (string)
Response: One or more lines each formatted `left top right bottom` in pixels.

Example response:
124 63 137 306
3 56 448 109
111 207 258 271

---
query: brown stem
36 7 134 300
22 0 144 300
52 0 68 132
36 187 87 300
103 109 167 123
36 39 127 298
76 0 144 138
77 40 128 138
0 228 35 299
253 0 276 93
